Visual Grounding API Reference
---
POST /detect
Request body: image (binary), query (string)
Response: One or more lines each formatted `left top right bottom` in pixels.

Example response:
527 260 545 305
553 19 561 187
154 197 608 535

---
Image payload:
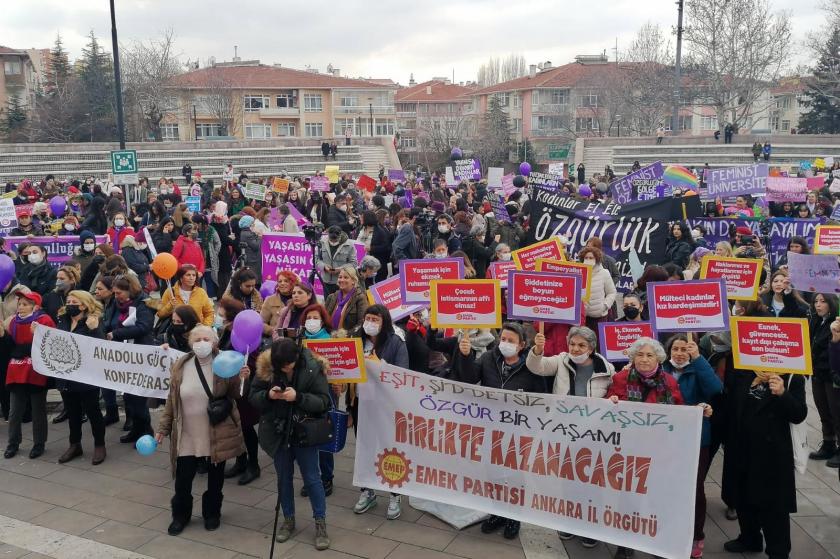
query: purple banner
309 176 330 192
388 169 406 182
766 177 808 203
528 172 563 191
786 251 840 293
609 161 664 204
4 235 108 268
486 192 511 223
453 159 481 181
705 164 768 198
269 206 309 231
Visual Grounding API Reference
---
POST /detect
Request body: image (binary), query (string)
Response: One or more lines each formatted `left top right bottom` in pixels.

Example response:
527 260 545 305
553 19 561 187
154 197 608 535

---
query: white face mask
363 320 381 337
499 253 512 261
438 224 450 234
64 223 76 232
27 253 43 265
569 352 591 364
498 341 519 358
583 258 597 267
305 318 322 334
435 252 448 259
193 341 213 359
670 358 688 369
114 218 125 227
83 243 95 252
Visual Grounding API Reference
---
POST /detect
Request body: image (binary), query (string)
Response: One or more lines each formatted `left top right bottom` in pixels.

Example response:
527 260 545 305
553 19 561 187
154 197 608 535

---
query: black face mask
623 306 641 319
65 304 82 317
171 324 187 337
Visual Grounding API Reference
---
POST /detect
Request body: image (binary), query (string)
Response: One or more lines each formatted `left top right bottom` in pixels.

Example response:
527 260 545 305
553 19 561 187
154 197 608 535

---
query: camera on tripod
302 223 324 245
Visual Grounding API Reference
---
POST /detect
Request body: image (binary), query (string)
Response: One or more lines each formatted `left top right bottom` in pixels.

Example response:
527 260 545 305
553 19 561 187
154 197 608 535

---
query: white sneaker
353 489 377 514
387 494 402 520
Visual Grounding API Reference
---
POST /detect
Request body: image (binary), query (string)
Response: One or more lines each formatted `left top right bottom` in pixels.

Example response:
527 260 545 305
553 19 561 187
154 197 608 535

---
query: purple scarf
10 310 44 338
331 289 354 330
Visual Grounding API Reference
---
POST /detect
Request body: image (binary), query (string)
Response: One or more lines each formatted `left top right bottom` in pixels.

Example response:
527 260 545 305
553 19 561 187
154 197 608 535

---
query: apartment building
395 79 477 165
163 60 397 141
0 46 39 111
769 77 808 134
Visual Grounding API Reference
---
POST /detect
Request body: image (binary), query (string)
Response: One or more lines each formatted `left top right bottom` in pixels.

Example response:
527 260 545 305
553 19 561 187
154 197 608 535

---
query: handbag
317 409 349 453
143 271 157 293
194 357 233 426
291 411 333 448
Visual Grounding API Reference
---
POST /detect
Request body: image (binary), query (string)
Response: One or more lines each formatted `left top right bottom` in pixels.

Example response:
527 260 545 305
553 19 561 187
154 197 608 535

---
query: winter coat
2 311 56 386
663 356 723 446
16 261 58 296
664 237 694 268
171 235 206 275
157 352 245 475
362 331 409 368
261 294 287 332
158 285 214 326
239 229 262 277
721 371 806 512
151 229 177 255
369 224 392 267
199 226 222 285
584 264 616 318
760 291 808 319
317 233 358 286
222 285 263 313
606 367 685 405
10 223 45 237
55 313 103 392
526 350 615 397
451 345 551 393
249 348 331 458
102 294 155 346
0 284 31 325
809 313 833 381
324 287 368 331
80 198 108 235
391 224 419 264
119 236 150 277
491 221 525 250
326 205 349 230
107 226 134 254
601 253 620 284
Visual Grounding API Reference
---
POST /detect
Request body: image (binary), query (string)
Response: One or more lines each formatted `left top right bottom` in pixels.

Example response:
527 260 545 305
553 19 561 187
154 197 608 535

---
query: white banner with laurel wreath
31 324 184 399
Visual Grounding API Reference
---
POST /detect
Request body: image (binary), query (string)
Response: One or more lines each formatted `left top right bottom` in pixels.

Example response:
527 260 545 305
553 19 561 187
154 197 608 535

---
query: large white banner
355 361 702 559
32 324 183 399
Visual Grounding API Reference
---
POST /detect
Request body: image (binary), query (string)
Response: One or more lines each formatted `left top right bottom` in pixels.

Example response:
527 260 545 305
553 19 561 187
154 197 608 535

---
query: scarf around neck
625 365 674 404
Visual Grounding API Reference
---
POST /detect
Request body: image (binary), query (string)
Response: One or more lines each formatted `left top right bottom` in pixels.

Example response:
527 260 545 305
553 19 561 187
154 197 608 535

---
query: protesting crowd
0 154 837 559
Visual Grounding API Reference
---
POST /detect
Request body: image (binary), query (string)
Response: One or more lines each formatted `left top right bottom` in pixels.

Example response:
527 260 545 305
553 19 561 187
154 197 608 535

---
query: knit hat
238 215 255 229
431 201 446 214
79 230 96 244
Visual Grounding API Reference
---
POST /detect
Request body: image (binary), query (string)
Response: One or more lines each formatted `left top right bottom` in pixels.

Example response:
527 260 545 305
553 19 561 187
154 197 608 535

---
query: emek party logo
375 448 412 489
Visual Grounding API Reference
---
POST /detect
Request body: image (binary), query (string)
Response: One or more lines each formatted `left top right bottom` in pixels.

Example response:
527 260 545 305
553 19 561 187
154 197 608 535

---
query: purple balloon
49 196 67 217
232 310 263 352
519 162 532 176
0 254 14 291
450 147 463 160
259 280 277 299
578 184 592 197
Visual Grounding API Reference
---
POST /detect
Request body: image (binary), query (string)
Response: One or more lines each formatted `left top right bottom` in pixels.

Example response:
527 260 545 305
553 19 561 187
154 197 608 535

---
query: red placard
357 175 377 192
699 256 763 300
536 258 592 302
399 258 465 304
511 238 564 271
647 279 729 332
368 274 426 320
730 317 811 374
430 279 501 329
487 260 518 288
506 271 581 324
814 225 840 255
597 322 656 363
303 338 367 383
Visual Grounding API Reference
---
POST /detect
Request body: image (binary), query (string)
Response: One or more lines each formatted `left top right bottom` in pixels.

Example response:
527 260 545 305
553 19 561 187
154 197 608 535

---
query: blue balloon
135 434 157 456
213 350 246 379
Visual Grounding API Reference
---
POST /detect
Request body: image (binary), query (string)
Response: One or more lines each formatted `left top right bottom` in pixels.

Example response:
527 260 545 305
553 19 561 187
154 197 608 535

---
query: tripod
306 238 326 296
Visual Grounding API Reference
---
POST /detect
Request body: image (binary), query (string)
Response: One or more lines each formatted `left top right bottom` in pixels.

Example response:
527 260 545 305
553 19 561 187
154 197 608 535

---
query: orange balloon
152 253 178 280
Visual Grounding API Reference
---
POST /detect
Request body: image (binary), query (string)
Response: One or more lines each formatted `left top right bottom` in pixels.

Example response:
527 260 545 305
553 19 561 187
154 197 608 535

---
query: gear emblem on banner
375 448 411 488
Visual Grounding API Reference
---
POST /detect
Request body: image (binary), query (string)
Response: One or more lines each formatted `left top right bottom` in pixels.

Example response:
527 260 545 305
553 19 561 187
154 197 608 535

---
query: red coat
107 226 135 251
5 313 56 387
172 236 206 274
606 367 684 405
537 307 586 357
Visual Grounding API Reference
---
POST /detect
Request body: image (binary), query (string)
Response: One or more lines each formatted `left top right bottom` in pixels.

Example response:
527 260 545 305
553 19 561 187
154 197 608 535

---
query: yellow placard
303 337 367 383
429 279 502 329
535 258 593 302
273 177 290 194
325 165 340 184
730 316 812 375
814 225 840 255
699 256 763 301
511 237 565 271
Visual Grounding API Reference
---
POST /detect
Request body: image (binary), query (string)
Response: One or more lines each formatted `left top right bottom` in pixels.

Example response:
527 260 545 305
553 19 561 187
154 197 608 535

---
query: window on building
244 95 270 112
334 118 355 135
375 119 395 136
305 122 324 137
678 115 693 131
776 96 791 109
400 137 417 148
161 123 179 141
304 94 323 112
512 95 521 108
575 117 600 132
512 118 522 132
577 90 598 108
276 91 296 108
533 115 567 130
700 115 718 130
4 61 21 75
277 123 296 137
495 92 510 107
245 124 272 139
196 123 223 138
797 96 807 108
781 119 791 131
340 96 358 107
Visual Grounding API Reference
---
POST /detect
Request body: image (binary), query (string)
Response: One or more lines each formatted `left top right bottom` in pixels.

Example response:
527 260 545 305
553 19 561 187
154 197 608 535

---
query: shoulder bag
194 357 233 426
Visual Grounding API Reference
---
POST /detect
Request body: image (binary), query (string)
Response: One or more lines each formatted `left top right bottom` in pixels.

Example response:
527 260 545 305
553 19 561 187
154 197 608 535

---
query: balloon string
240 344 250 397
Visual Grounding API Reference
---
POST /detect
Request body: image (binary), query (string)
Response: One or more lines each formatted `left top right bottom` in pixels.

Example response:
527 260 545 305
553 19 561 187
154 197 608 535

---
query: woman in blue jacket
663 334 722 559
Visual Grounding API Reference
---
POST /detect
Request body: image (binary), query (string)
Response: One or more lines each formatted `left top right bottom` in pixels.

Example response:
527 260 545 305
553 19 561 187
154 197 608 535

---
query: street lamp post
109 0 126 149
616 114 622 138
369 102 374 137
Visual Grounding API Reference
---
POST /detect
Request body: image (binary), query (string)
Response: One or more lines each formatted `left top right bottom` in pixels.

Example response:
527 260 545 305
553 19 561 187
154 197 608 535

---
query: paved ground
0 390 838 559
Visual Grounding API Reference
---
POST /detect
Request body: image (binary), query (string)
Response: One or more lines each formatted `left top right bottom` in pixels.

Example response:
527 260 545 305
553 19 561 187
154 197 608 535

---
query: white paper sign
487 167 504 189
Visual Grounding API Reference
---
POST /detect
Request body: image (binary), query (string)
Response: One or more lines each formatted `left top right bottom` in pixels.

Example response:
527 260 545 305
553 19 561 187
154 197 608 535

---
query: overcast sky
3 0 825 85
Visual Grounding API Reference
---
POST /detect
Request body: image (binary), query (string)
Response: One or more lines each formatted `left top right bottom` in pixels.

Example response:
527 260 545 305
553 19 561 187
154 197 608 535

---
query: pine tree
474 97 511 169
517 138 538 167
1 95 28 142
79 30 116 141
46 33 72 93
798 28 840 134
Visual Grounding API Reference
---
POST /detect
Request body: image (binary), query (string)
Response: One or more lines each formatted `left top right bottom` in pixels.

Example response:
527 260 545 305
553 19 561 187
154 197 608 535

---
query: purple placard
705 164 768 198
388 169 406 182
786 251 840 293
269 206 309 231
597 321 658 363
369 274 427 320
646 278 729 333
4 235 108 268
501 174 516 196
505 270 582 324
398 257 465 305
453 159 481 181
609 161 664 204
766 177 808 203
403 189 414 208
309 176 330 192
486 192 510 223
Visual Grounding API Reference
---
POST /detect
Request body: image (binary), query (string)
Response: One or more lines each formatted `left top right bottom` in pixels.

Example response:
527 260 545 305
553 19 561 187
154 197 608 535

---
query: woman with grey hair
357 255 381 289
606 337 685 559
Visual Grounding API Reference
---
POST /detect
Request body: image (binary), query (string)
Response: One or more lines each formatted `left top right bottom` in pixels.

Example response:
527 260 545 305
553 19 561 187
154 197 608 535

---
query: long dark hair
811 293 839 319
230 268 257 302
355 304 394 356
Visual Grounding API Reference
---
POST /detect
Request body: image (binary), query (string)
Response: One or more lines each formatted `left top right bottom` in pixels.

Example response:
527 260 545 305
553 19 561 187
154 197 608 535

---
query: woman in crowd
683 247 712 280
359 210 391 283
808 293 840 467
324 266 368 332
493 242 512 262
351 305 409 521
119 232 151 278
715 241 735 258
665 222 695 268
261 271 299 335
80 196 108 235
305 192 330 225
172 222 206 275
107 211 134 255
607 337 686 559
579 247 616 333
761 270 808 318
274 281 317 335
250 337 332 550
224 268 263 312
663 335 722 558
158 305 201 353
91 276 119 426
237 216 263 280
775 236 811 270
158 264 215 327
227 187 246 216
42 265 80 322
103 275 155 444
151 217 178 254
2 292 55 459
55 290 107 465
16 244 57 296
155 325 245 535
358 256 381 290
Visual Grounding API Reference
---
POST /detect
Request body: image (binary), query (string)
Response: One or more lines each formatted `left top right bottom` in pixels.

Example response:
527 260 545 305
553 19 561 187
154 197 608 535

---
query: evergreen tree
1 95 28 142
46 33 72 93
474 97 511 170
79 30 116 141
799 28 840 134
517 138 538 167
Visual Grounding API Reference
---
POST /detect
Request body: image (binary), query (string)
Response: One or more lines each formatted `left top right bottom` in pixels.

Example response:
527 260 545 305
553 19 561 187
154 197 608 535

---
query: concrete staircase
357 144 393 176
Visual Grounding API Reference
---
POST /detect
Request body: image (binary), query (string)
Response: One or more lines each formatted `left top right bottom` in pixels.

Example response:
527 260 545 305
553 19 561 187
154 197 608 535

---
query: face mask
27 253 43 265
305 318 322 334
670 358 689 369
435 252 448 259
192 341 213 359
171 324 187 337
499 253 512 261
623 306 640 319
498 341 519 358
65 304 82 317
363 320 381 337
438 224 450 234
213 314 225 329
732 303 742 316
114 218 125 227
55 280 67 292
164 203 172 209
64 223 76 232
569 352 591 364
583 258 596 267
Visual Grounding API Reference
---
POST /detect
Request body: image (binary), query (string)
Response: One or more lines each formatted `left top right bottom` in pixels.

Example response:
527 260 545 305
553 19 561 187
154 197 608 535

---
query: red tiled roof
771 79 809 95
396 80 476 102
166 65 396 90
464 62 628 96
0 46 27 55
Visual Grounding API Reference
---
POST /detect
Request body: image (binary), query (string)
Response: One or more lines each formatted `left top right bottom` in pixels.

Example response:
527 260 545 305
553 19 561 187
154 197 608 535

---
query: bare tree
682 0 793 130
617 23 675 135
202 71 239 137
121 29 183 141
476 54 527 87
416 113 473 171
476 57 500 87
